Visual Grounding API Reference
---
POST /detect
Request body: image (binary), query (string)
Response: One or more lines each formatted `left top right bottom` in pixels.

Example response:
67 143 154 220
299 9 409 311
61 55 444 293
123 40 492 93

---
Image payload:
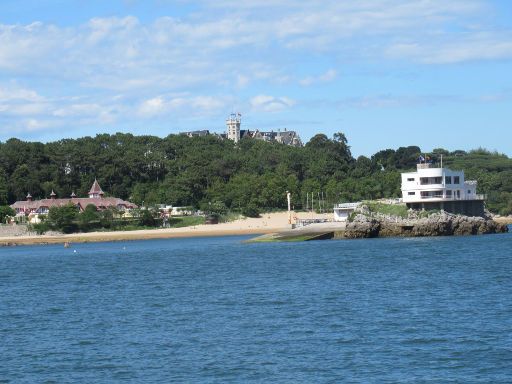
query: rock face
345 211 508 239
345 214 380 238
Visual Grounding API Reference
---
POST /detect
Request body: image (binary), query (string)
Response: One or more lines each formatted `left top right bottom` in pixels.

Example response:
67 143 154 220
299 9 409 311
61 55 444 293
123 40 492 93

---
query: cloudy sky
0 0 511 156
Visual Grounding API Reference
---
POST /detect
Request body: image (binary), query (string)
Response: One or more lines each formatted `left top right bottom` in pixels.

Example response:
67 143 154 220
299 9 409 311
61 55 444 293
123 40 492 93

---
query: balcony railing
419 194 486 201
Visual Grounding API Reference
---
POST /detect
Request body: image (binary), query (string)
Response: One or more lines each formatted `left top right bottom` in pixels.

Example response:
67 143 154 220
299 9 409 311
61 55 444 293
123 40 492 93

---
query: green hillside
1 133 511 215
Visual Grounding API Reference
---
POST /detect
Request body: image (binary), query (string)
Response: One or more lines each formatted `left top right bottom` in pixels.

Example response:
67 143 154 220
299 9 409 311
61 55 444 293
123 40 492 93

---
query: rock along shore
345 212 509 239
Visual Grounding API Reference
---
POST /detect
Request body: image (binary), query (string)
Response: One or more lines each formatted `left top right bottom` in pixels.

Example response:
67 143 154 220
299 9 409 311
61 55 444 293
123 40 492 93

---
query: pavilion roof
88 179 104 195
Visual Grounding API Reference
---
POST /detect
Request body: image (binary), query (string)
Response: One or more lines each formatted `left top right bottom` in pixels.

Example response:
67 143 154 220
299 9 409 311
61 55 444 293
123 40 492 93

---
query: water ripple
1 234 511 382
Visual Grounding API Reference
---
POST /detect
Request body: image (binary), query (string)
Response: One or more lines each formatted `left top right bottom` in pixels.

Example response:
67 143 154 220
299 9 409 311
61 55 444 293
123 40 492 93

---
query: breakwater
249 211 508 243
345 212 508 238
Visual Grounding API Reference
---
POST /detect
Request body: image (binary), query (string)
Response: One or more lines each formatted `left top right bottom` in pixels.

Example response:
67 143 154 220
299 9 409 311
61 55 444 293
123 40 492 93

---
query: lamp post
286 191 291 225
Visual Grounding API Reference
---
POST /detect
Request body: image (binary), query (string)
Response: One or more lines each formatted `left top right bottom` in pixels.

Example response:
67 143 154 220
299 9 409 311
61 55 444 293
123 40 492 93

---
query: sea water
1 231 512 383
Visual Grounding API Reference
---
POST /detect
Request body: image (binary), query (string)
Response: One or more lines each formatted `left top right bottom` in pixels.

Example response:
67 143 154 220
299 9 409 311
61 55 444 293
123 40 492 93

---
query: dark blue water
1 232 512 383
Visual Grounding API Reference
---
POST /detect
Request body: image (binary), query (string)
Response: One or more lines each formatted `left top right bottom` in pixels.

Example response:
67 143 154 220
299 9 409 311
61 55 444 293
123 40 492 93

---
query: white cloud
300 69 337 86
138 97 167 117
0 84 51 116
53 103 109 118
386 32 512 64
0 1 506 91
0 83 126 130
0 85 43 102
138 95 228 117
0 1 511 137
250 95 296 112
26 118 50 132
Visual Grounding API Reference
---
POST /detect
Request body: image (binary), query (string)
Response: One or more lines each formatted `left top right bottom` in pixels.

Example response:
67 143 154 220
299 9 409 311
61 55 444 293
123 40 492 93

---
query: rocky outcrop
345 211 508 238
345 214 380 238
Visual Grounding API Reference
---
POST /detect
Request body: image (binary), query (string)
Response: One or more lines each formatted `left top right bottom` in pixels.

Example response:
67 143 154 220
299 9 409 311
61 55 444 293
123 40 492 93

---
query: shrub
0 205 15 223
79 204 100 232
242 204 260 218
139 209 157 227
47 204 79 233
31 222 50 235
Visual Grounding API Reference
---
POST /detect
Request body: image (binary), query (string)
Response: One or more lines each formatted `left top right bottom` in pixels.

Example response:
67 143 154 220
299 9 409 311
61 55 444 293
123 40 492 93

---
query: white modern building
401 162 485 216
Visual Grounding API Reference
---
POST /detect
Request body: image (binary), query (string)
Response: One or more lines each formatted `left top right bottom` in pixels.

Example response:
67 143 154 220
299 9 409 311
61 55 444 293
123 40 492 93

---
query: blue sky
0 0 511 156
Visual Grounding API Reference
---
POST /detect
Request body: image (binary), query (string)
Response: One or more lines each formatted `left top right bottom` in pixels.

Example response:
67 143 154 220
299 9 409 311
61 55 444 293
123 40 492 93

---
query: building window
408 192 416 195
467 190 471 194
454 176 460 184
407 178 415 182
420 177 442 185
446 190 452 197
420 190 443 198
445 176 452 184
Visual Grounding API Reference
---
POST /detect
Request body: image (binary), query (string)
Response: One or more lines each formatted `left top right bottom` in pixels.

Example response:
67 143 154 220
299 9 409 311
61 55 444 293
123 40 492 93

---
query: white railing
296 218 333 228
419 194 486 201
334 202 361 209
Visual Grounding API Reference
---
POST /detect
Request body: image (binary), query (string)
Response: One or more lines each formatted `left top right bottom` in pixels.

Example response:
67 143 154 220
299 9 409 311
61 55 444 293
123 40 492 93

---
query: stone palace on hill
181 113 303 147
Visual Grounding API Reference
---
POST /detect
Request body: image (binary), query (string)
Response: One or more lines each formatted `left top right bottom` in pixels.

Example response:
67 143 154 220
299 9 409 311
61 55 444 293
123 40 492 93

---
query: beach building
401 159 485 216
11 179 138 217
333 202 361 222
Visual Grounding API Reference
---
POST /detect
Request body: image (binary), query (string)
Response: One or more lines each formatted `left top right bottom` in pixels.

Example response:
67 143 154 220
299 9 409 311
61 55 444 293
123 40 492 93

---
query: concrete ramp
246 222 346 242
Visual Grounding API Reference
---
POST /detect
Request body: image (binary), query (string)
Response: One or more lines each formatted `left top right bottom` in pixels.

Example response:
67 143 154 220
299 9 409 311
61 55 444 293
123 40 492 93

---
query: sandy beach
2 212 509 246
0 212 332 246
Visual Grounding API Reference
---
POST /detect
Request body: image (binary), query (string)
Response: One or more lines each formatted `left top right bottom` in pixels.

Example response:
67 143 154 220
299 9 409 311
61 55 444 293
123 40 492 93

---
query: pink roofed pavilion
11 179 138 216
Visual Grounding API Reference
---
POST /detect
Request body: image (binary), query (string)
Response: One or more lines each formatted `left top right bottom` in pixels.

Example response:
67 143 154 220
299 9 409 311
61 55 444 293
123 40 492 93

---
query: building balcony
417 194 486 201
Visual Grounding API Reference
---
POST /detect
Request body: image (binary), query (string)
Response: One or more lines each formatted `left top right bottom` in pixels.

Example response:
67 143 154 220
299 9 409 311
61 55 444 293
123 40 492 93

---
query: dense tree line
0 133 511 215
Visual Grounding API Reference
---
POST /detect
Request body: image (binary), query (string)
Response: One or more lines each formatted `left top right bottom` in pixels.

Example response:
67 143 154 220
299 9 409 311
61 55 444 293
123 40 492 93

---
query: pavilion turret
26 193 32 202
71 191 76 198
50 190 56 200
88 179 104 198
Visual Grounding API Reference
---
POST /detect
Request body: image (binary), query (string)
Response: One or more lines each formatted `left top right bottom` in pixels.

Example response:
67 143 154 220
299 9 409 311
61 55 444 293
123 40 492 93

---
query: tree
47 204 79 233
1 132 511 215
0 206 15 223
79 204 100 232
0 168 8 205
242 203 260 218
139 208 157 227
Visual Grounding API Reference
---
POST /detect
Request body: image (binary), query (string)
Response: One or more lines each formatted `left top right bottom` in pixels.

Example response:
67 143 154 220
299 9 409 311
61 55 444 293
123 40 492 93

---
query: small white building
158 205 193 217
333 202 361 222
401 162 485 216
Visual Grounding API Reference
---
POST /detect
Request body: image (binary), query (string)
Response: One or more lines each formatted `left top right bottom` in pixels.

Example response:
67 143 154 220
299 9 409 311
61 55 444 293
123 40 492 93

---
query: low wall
0 224 30 237
406 200 485 217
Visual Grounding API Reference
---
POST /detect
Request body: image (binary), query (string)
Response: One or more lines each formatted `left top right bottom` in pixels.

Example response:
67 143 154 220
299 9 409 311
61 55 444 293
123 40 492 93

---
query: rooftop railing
334 203 361 209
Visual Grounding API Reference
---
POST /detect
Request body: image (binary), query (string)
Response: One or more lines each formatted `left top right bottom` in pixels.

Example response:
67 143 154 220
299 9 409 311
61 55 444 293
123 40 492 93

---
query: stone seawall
0 224 30 237
345 213 509 239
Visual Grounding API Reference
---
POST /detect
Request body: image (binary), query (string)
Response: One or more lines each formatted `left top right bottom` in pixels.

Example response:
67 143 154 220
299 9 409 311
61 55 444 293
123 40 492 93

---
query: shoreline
1 213 510 247
0 227 280 246
0 211 311 246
